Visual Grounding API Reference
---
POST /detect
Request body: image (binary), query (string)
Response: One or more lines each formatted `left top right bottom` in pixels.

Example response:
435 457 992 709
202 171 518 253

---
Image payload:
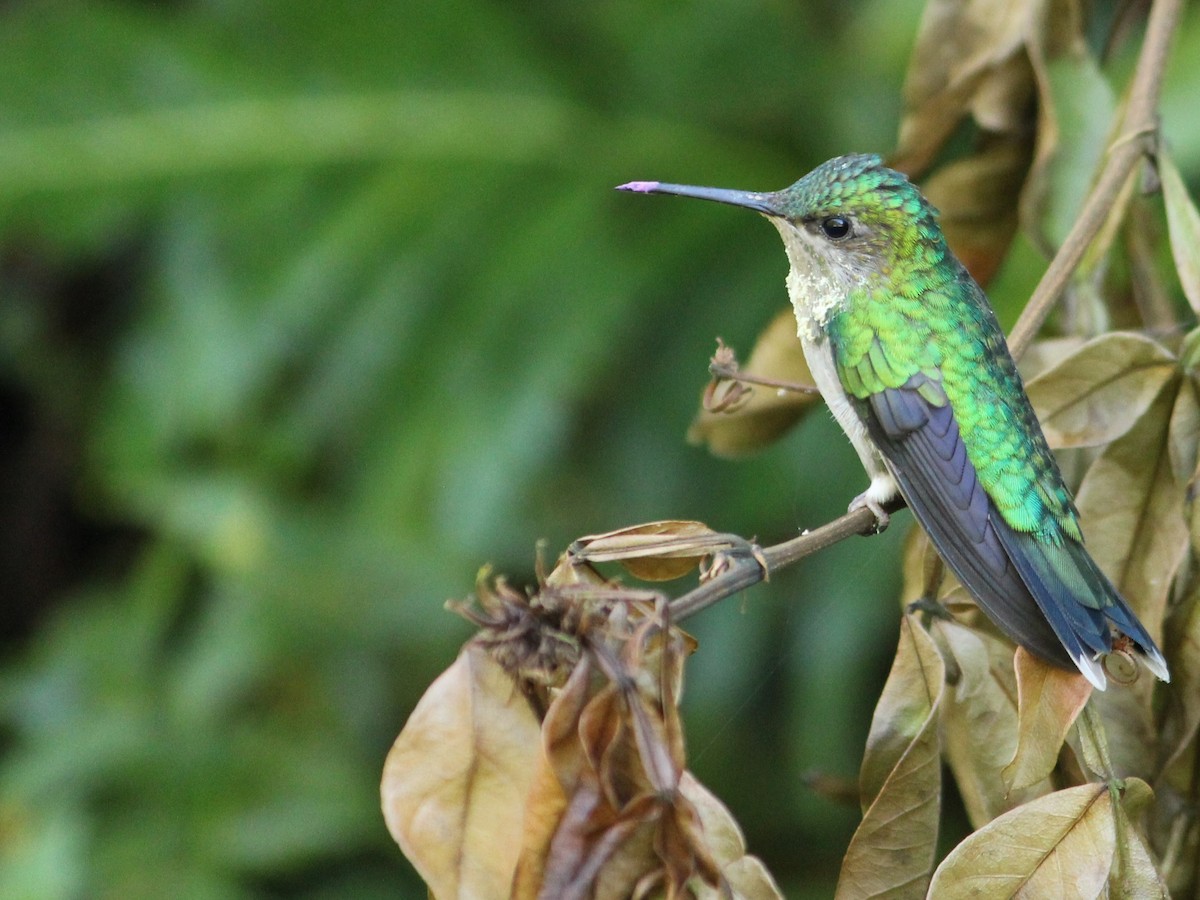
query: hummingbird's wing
862 375 1086 672
863 372 1169 687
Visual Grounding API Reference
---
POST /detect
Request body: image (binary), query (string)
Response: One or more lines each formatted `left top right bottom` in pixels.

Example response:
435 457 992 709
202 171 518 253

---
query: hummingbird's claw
849 492 890 534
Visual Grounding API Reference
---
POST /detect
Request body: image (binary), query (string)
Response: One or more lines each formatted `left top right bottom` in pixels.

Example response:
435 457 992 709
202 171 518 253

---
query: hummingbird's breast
771 222 893 492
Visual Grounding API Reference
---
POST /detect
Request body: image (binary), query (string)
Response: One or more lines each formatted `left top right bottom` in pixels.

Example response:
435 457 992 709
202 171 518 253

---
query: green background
2 2 1199 897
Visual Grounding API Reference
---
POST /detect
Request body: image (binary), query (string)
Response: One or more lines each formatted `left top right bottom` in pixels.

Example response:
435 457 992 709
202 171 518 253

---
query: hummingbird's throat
772 223 848 343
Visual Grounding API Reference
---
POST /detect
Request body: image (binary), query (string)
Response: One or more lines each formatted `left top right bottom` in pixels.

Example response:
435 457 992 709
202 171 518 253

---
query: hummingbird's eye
820 216 852 240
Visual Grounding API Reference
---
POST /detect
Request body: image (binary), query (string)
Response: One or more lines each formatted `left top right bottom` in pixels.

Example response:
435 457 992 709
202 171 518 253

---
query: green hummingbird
618 153 1168 690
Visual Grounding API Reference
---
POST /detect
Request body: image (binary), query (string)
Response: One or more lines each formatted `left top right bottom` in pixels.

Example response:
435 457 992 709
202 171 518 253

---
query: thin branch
669 505 884 621
709 359 820 395
1007 0 1183 359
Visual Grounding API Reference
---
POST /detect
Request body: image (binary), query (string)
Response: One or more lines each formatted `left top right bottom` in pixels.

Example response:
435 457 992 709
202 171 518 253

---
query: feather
861 374 1167 688
862 377 1078 672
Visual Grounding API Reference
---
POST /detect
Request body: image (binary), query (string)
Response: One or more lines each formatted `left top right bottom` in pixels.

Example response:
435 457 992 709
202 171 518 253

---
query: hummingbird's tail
993 521 1170 689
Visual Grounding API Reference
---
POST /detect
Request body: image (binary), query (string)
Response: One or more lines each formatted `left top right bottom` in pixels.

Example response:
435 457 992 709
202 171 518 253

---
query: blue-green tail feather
993 522 1170 687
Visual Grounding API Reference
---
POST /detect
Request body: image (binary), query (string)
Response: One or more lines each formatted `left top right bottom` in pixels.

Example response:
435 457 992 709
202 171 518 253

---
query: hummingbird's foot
849 493 890 533
849 474 899 534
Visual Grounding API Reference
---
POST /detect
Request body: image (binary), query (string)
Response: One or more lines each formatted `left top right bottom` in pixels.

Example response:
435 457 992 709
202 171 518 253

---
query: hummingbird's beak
616 181 781 216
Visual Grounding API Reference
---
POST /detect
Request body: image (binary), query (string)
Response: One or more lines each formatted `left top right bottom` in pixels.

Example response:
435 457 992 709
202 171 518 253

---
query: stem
669 505 883 621
1079 702 1117 783
709 360 820 395
1006 0 1183 359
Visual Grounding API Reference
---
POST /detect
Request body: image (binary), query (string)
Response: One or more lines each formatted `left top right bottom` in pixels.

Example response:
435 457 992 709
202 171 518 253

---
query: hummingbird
617 153 1168 690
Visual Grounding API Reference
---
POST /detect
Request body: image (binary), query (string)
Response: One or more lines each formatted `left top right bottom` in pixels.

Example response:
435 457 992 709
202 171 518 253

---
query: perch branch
669 504 887 621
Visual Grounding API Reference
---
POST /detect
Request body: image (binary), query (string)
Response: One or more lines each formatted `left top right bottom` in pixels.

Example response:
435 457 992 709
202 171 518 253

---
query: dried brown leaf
571 520 726 581
687 310 820 458
1123 192 1180 335
1158 581 1200 775
1168 375 1200 485
1017 336 1088 381
918 135 1033 285
1002 647 1092 793
1159 148 1200 315
934 620 1051 828
836 615 943 900
898 524 960 608
513 658 592 899
928 782 1117 896
1087 682 1158 784
1075 382 1186 728
893 0 1036 175
681 773 784 900
1025 331 1177 448
382 644 541 899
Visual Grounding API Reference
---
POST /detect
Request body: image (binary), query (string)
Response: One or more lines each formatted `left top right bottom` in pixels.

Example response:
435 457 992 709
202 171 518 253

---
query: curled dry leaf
1159 148 1200 315
890 0 1043 286
680 773 784 900
512 614 740 900
1002 647 1092 793
569 520 727 581
928 782 1117 896
1074 384 1186 778
934 620 1051 829
687 310 821 459
1024 331 1177 448
381 644 542 899
1080 384 1180 724
836 615 944 900
892 0 1035 176
1074 380 1187 635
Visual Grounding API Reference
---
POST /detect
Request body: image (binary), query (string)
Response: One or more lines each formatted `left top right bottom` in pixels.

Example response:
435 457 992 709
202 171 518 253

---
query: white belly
799 333 899 505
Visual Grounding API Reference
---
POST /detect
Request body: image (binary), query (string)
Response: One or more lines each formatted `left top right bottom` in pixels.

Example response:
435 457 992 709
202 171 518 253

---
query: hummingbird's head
618 154 947 299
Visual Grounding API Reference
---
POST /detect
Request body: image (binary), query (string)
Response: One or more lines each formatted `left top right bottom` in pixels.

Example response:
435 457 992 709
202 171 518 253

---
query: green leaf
1159 148 1200 314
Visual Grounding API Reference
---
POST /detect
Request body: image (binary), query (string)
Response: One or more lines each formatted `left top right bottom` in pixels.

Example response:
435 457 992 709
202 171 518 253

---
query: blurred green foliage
1 2 1199 898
